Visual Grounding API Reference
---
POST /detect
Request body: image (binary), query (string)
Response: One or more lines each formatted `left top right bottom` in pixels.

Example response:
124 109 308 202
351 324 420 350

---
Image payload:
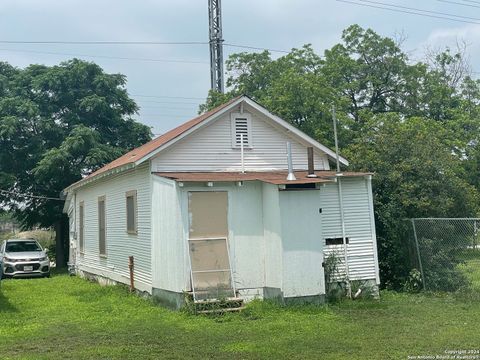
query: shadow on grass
0 289 18 313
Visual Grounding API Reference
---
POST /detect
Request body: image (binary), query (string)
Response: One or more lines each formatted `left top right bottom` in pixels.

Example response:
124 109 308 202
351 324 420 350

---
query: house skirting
76 265 152 294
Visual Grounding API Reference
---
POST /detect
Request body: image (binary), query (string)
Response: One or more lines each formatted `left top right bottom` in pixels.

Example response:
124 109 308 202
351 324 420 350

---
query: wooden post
128 256 134 292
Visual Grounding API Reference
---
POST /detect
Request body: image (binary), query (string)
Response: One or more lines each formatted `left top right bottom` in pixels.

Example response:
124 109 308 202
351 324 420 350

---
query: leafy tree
345 115 479 288
0 59 151 266
201 24 480 289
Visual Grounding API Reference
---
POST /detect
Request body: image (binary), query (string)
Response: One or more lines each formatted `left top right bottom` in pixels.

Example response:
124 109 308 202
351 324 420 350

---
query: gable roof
64 95 348 192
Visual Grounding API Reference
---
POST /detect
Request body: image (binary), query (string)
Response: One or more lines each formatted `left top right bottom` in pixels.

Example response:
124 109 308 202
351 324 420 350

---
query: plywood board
188 191 228 239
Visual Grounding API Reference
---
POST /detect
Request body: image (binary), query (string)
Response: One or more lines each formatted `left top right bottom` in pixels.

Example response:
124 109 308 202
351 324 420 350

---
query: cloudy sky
0 0 479 135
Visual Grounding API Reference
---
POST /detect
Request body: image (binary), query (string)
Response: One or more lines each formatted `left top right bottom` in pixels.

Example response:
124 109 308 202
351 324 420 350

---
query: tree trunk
54 214 69 268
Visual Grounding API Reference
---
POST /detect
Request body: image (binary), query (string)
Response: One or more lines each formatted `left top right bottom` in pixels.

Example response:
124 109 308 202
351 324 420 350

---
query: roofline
63 95 349 193
132 96 246 166
242 97 349 166
63 162 136 193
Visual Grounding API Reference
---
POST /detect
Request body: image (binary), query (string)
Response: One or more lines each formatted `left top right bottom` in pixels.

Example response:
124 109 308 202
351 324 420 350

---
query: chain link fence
407 218 480 292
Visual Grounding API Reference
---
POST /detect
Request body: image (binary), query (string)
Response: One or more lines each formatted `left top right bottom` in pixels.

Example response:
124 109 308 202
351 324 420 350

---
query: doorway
187 191 234 300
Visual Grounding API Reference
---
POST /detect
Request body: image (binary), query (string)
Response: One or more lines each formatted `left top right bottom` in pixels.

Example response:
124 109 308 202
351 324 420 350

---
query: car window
6 241 42 252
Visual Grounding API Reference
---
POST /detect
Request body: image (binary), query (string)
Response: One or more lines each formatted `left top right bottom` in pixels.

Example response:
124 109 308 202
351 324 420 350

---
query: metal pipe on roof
240 134 245 174
307 147 317 178
286 142 296 181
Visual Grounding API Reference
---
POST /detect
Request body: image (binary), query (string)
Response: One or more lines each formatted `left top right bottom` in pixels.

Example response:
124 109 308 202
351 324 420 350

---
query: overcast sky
1 0 479 135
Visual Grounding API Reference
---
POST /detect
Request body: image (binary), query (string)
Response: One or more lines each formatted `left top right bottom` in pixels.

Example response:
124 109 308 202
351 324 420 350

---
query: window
283 183 318 191
126 190 137 234
230 112 252 148
325 237 349 246
98 196 106 256
79 201 85 253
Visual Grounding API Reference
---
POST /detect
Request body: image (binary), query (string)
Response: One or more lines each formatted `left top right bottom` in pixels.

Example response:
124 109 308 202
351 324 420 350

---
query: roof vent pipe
307 147 317 178
286 142 296 181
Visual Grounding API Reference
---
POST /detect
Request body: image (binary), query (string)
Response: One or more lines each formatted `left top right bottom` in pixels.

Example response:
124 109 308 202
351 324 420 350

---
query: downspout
333 105 351 298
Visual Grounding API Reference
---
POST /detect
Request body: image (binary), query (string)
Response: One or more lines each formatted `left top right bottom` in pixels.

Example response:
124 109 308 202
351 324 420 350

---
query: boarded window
79 201 85 253
98 196 106 256
231 112 252 148
325 237 349 246
126 190 137 234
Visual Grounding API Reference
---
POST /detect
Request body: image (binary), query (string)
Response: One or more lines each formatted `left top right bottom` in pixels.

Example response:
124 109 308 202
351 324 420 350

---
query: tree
0 59 151 266
345 115 479 288
200 24 480 289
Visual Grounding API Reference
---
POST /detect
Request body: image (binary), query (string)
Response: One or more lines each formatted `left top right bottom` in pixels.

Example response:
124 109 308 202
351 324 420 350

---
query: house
62 95 380 308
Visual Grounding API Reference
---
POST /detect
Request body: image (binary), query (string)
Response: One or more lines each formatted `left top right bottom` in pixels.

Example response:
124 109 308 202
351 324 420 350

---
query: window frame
325 237 350 246
126 190 138 235
98 195 107 257
79 201 85 254
230 112 253 149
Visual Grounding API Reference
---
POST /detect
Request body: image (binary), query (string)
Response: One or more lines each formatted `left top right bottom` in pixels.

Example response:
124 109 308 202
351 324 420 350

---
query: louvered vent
231 113 252 148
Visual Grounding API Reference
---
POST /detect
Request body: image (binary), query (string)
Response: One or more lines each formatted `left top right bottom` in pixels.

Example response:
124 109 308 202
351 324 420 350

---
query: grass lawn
1 274 480 360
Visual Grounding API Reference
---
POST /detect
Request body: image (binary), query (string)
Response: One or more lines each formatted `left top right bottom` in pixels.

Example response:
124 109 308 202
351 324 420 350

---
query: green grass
1 274 480 360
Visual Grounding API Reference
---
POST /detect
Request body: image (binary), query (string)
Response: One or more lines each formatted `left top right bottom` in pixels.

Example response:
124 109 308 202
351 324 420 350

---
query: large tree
0 59 151 265
201 24 480 289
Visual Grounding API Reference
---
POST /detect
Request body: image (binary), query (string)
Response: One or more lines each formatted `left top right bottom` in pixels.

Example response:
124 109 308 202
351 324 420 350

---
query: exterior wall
280 190 325 298
321 176 380 284
73 162 152 293
262 183 283 292
176 182 266 298
151 176 186 294
150 104 330 172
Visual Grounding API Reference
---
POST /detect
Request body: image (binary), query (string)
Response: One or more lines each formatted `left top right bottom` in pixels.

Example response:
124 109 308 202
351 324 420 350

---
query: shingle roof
154 171 372 185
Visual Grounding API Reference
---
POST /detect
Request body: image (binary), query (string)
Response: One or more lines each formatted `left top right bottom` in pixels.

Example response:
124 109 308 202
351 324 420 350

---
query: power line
138 113 196 117
0 48 209 64
0 189 62 201
224 43 290 54
336 0 480 24
0 40 291 54
436 0 480 8
131 94 205 100
0 40 209 45
353 0 480 21
461 0 480 3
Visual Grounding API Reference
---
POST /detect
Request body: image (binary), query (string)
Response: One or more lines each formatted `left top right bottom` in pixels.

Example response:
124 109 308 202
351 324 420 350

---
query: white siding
321 177 379 282
151 176 186 293
262 183 283 290
74 162 152 292
182 183 266 292
151 104 330 172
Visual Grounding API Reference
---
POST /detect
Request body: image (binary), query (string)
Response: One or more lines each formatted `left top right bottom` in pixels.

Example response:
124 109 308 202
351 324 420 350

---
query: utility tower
208 0 224 93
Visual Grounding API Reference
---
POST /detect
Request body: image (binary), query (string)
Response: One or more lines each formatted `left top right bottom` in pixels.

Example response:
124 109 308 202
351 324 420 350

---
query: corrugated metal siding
321 177 378 281
151 105 329 172
74 162 152 290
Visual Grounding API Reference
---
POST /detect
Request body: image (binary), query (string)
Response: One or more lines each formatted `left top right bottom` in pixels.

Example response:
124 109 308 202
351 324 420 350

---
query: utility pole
208 0 224 93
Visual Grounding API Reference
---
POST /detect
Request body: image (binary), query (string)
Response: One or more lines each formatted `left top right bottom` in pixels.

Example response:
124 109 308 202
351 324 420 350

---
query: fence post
411 219 426 290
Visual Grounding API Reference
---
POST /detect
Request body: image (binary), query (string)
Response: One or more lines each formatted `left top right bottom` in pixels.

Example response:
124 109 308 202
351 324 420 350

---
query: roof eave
133 96 247 167
63 162 136 194
242 97 349 166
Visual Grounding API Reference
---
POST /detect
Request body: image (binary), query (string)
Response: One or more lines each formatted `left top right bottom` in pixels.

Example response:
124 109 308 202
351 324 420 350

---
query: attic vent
231 112 252 148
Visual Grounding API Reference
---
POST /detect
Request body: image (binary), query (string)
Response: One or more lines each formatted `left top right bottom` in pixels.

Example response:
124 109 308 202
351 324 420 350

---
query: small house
63 96 380 308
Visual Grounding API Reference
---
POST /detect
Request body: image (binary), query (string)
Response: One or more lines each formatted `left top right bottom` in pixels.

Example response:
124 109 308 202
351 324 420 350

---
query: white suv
0 239 50 278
